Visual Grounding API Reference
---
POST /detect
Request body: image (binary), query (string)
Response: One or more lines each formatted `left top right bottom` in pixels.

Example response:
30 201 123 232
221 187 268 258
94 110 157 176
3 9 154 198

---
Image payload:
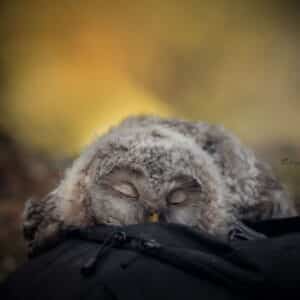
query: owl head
23 116 296 250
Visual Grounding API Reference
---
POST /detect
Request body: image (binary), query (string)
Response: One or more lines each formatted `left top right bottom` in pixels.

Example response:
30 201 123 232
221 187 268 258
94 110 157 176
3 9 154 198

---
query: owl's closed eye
111 182 139 198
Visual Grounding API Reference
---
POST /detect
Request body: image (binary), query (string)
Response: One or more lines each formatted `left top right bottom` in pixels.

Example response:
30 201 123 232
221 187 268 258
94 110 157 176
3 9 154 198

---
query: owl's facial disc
93 164 206 227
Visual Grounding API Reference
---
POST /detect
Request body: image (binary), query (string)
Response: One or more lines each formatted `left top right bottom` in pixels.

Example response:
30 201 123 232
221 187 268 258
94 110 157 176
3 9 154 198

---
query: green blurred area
0 0 299 281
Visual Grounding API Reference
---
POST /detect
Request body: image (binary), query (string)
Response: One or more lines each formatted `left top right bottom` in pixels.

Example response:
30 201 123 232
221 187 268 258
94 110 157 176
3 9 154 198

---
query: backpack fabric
2 218 300 300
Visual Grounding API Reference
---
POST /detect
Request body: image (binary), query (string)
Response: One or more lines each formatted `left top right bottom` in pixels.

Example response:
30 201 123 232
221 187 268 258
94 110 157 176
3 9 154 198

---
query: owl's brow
170 175 201 189
106 166 145 178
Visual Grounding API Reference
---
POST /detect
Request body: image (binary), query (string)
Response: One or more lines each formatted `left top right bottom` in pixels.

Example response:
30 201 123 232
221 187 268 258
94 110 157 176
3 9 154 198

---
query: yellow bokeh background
0 1 299 156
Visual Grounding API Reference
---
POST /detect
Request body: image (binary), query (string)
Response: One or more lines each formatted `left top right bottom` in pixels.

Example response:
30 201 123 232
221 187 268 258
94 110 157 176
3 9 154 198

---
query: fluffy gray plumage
23 115 297 250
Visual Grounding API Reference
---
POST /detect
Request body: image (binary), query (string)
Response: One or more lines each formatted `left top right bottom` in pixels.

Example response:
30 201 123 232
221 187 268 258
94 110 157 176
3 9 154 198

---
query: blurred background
0 0 299 281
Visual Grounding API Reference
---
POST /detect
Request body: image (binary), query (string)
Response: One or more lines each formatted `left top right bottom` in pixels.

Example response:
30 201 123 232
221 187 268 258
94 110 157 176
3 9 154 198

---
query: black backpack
2 218 300 300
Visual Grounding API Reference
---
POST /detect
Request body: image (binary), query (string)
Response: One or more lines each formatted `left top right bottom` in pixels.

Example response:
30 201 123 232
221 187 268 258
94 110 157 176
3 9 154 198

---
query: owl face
90 166 204 227
84 131 227 234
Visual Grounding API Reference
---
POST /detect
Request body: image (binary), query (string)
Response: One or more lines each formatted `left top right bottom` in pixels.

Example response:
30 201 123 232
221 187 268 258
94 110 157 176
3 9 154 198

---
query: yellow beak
148 212 159 223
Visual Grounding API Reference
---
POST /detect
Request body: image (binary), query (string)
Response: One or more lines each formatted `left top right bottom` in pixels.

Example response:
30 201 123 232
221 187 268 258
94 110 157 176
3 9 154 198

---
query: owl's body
23 116 296 250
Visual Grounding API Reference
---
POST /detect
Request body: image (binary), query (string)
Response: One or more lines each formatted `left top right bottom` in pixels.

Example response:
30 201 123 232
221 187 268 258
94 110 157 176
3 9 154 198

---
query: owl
23 116 297 251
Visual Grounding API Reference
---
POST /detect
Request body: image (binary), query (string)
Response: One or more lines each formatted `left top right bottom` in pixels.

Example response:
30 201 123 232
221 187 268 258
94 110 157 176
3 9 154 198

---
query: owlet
23 116 297 250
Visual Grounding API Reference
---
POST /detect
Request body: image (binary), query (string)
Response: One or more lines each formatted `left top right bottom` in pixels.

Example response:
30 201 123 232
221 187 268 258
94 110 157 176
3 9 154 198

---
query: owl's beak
147 212 159 223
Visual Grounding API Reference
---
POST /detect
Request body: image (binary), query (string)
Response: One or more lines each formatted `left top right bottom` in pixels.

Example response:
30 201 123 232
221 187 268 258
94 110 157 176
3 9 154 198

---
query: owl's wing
22 191 62 253
188 122 297 220
210 126 296 220
239 159 297 221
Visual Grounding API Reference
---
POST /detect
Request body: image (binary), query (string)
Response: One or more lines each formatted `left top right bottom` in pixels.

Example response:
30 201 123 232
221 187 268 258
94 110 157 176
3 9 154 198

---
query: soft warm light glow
1 1 300 156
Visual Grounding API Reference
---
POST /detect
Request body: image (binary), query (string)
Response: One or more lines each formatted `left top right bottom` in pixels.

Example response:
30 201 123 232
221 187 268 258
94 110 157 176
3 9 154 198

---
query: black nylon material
2 218 300 300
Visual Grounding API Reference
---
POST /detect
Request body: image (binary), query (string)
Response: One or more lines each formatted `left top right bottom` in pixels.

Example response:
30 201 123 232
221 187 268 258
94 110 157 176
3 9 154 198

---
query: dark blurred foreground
3 220 300 300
